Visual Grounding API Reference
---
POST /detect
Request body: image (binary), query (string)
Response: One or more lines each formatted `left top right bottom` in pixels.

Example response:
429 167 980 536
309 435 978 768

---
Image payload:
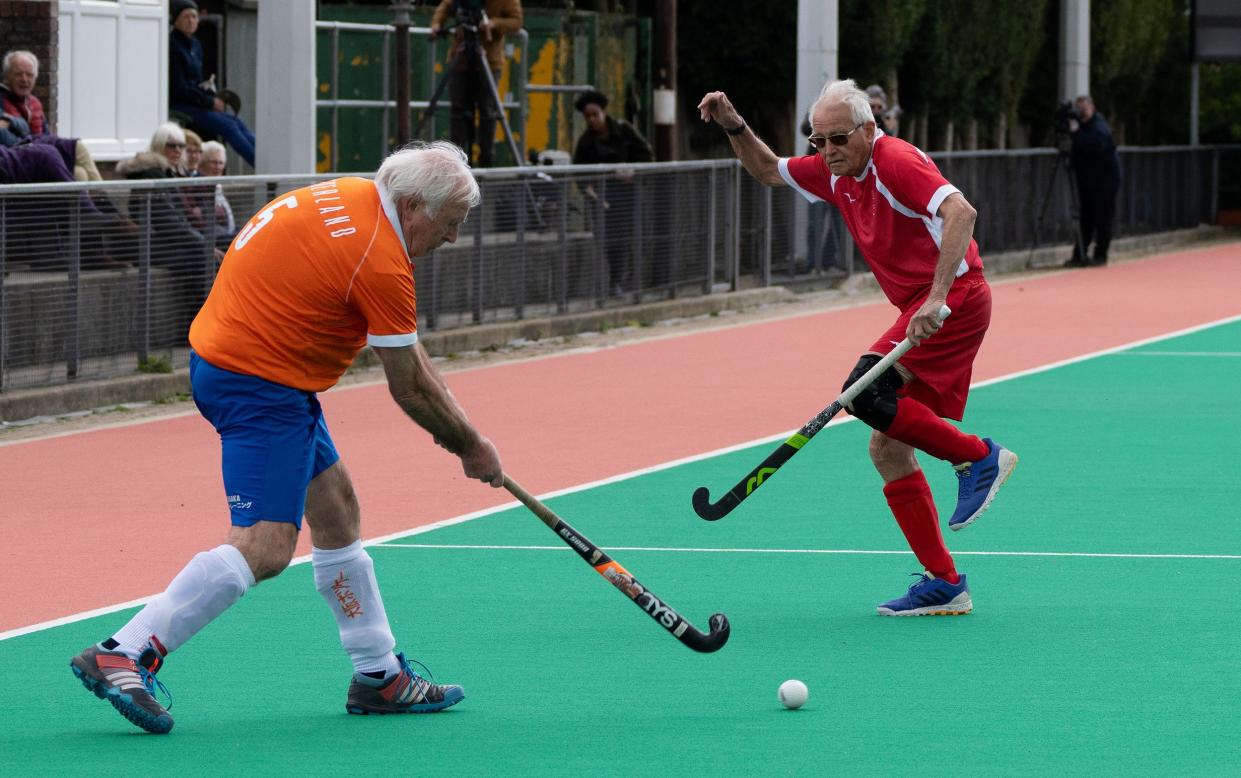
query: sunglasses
808 122 864 149
165 142 187 150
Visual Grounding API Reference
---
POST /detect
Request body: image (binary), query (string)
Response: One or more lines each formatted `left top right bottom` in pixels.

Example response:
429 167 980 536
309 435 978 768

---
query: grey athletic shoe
70 645 173 734
345 653 464 715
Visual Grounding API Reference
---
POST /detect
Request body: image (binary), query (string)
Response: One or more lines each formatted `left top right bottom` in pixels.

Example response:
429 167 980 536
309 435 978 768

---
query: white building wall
58 0 167 160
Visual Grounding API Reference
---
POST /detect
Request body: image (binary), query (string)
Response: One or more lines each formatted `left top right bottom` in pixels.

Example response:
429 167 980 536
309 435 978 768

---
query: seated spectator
183 128 204 176
169 1 255 167
1 49 103 181
188 140 236 246
117 127 224 340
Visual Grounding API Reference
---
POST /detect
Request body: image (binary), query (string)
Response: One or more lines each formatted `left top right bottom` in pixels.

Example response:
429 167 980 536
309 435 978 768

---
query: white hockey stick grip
836 304 951 408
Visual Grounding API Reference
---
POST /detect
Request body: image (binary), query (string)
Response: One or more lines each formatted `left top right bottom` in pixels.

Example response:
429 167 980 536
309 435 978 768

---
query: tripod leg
473 44 546 227
1065 162 1089 263
475 44 524 166
415 46 461 139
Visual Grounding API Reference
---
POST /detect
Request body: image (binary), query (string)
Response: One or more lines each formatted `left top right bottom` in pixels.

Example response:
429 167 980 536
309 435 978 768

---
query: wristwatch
726 121 747 136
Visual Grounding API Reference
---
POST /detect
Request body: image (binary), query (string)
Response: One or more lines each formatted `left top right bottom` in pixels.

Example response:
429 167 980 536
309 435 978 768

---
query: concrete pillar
793 0 838 265
1059 0 1090 101
255 0 316 174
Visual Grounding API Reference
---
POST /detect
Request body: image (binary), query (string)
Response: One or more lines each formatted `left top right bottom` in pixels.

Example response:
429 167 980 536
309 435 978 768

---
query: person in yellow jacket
430 0 524 167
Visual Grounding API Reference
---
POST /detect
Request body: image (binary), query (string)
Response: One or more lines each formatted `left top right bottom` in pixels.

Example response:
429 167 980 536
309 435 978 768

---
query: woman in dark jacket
572 90 654 296
169 0 255 167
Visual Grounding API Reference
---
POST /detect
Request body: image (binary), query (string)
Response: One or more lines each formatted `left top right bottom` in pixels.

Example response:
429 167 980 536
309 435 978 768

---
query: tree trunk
942 120 954 152
918 113 929 150
995 113 1008 150
966 118 979 150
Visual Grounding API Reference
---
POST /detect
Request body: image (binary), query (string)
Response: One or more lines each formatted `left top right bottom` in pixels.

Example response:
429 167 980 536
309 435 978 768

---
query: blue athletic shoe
876 573 972 616
345 653 463 715
948 438 1018 531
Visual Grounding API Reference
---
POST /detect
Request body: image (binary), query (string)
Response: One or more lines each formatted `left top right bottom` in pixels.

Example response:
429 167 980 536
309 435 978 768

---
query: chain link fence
0 147 1221 393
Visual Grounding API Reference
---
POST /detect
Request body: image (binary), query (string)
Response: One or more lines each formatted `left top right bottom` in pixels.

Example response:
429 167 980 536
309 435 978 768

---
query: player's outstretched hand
698 91 742 131
461 436 503 487
907 298 947 345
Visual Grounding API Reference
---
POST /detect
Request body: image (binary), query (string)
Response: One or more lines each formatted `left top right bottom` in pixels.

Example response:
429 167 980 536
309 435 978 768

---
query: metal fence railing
0 147 1221 395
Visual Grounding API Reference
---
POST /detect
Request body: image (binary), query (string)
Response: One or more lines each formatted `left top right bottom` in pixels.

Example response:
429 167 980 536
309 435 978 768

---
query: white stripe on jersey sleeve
872 173 969 278
368 332 419 348
777 158 825 204
926 184 960 218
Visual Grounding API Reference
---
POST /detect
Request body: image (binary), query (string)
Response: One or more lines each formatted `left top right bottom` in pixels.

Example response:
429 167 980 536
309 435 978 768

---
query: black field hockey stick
692 304 951 521
503 476 730 653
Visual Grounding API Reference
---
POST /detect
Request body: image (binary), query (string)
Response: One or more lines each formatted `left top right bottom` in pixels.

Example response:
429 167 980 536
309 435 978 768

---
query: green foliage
678 0 797 155
838 0 927 89
136 355 173 374
1090 0 1180 138
1201 63 1241 143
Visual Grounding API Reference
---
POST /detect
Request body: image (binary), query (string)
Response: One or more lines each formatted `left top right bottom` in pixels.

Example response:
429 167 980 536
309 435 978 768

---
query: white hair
811 79 874 127
375 141 480 217
3 50 39 78
149 122 187 153
201 140 227 161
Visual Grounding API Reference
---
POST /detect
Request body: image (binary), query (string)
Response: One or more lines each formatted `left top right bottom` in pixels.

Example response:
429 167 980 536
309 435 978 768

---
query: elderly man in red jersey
699 79 1017 616
70 142 501 733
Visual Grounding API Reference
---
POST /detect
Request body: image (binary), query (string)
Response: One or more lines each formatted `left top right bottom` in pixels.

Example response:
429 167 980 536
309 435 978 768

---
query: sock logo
331 571 364 618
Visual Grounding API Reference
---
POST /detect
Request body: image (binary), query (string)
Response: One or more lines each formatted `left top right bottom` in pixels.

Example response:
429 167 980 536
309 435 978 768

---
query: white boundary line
370 542 1241 561
3 312 1241 642
1113 351 1241 358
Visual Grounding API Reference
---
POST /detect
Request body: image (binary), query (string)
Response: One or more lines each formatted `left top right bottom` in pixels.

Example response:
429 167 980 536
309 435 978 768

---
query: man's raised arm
697 91 785 187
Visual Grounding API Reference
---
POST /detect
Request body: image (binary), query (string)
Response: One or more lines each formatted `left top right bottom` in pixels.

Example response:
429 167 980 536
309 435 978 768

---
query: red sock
884 470 958 584
885 398 989 464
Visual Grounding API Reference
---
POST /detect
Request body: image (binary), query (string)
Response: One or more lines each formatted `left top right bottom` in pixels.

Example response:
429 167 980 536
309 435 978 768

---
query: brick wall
0 0 60 132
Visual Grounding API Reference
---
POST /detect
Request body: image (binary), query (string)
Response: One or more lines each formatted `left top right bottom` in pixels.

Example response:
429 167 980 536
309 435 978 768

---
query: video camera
453 0 486 31
1053 100 1078 154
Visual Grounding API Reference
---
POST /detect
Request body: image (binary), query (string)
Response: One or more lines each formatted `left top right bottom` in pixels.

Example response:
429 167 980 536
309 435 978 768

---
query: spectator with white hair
71 141 499 734
1 49 103 181
189 140 237 244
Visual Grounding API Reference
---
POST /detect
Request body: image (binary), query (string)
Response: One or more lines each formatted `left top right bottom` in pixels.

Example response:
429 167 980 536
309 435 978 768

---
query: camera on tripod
1053 100 1078 154
453 0 487 35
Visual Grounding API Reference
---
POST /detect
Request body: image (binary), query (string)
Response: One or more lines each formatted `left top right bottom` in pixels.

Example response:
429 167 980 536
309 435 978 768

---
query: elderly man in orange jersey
70 141 501 734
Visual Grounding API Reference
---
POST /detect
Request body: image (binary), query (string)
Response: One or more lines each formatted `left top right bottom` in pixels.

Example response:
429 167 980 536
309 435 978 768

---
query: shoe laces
954 463 973 499
906 572 933 593
395 654 441 698
137 664 173 710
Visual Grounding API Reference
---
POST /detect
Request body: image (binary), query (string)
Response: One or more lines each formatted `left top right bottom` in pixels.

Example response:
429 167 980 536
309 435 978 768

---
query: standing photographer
430 0 523 168
1065 95 1120 267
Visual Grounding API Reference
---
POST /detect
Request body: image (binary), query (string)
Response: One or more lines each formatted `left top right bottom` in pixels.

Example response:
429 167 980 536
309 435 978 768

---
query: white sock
111 544 254 659
312 541 400 678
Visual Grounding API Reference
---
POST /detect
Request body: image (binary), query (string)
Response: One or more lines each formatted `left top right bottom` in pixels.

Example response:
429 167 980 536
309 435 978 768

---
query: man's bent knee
304 461 361 550
842 354 903 431
869 432 919 481
226 520 298 582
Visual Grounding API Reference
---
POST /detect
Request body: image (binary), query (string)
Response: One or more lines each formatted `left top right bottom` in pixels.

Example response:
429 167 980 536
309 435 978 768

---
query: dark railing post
632 174 643 304
0 198 6 391
67 197 82 380
557 176 568 314
472 189 485 324
724 161 734 292
596 176 607 306
760 185 772 287
392 3 412 148
705 166 716 294
516 178 527 320
138 192 152 365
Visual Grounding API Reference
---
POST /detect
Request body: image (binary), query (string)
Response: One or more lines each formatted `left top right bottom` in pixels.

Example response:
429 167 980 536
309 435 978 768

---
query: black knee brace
841 354 903 431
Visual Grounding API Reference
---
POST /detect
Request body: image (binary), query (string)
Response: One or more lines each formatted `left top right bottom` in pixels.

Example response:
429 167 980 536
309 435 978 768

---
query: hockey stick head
692 486 738 521
678 612 731 653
